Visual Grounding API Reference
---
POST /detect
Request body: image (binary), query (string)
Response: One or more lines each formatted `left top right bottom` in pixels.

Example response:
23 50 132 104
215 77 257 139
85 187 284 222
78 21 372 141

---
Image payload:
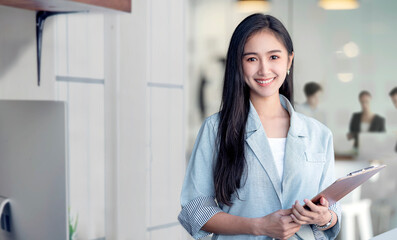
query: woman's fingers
290 213 305 225
276 221 301 240
304 198 330 218
294 201 315 217
278 208 293 216
319 197 329 208
291 198 331 226
291 206 311 223
304 199 320 211
264 211 301 240
282 223 301 240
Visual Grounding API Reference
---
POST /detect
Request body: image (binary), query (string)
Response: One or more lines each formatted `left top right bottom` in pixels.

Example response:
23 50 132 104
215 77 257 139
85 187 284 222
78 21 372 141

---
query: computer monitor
0 100 68 240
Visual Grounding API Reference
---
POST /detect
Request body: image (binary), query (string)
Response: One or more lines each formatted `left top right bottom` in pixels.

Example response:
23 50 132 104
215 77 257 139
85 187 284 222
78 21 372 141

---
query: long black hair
214 14 294 206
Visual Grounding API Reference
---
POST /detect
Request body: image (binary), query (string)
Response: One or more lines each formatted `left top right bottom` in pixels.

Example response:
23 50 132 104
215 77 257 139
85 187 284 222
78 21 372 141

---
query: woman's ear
288 51 295 70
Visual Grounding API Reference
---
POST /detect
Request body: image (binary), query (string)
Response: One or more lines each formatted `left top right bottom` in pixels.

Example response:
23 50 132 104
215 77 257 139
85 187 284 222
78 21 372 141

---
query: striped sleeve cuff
311 202 341 240
312 226 327 240
178 196 222 239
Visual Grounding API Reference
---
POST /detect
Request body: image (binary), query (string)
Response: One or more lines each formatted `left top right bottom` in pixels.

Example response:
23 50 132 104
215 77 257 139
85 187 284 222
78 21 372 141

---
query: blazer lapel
245 102 283 203
245 95 309 207
283 135 306 180
279 95 309 208
282 134 306 207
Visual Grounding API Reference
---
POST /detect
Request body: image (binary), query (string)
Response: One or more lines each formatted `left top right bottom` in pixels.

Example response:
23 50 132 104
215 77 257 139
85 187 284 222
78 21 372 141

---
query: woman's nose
258 60 268 75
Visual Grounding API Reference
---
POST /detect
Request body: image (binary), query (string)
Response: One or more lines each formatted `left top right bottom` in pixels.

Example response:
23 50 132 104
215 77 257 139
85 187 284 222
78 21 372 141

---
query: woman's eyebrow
242 52 259 56
267 49 282 54
243 49 282 56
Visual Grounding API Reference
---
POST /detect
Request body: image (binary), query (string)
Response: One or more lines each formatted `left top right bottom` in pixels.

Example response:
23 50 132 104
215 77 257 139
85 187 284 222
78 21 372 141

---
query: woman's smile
254 77 275 86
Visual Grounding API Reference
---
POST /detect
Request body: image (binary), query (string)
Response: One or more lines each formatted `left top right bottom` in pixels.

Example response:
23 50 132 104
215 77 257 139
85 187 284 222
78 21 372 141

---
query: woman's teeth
255 78 274 84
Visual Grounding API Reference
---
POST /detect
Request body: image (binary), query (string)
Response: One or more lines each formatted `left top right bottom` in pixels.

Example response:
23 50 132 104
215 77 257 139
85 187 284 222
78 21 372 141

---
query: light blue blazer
178 94 341 240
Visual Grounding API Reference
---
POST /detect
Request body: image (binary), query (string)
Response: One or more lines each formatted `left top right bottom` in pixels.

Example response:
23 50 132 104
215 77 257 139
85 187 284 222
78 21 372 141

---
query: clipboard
304 165 386 209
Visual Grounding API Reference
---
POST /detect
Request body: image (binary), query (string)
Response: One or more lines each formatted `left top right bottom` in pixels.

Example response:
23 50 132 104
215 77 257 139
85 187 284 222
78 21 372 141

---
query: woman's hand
347 132 353 140
253 209 301 240
290 197 331 226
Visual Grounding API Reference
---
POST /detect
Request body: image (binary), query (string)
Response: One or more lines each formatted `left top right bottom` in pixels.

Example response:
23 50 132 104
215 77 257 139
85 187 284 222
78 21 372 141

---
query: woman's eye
247 57 257 62
270 55 279 60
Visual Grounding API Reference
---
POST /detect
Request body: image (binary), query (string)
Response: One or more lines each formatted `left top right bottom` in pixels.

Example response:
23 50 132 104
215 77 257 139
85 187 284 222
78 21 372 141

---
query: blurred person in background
347 90 386 148
390 87 397 109
295 82 327 125
389 87 397 152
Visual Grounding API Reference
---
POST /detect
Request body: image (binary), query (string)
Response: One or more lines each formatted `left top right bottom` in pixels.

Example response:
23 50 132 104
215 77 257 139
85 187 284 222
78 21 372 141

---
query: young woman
178 14 340 240
347 90 386 148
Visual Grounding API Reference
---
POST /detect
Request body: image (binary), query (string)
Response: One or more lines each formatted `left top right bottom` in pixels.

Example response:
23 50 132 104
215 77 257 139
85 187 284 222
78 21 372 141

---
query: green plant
69 208 79 240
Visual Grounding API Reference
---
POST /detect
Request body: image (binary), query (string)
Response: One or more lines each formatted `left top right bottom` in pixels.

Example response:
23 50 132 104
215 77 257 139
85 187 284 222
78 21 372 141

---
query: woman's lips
254 77 275 86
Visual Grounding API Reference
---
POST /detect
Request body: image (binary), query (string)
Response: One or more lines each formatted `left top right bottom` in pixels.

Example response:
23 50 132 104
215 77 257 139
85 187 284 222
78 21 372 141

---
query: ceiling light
337 73 354 82
318 0 359 10
343 41 360 58
237 0 270 13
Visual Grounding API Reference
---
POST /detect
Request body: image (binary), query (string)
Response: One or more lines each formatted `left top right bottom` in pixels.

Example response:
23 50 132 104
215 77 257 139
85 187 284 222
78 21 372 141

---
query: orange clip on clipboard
304 165 386 209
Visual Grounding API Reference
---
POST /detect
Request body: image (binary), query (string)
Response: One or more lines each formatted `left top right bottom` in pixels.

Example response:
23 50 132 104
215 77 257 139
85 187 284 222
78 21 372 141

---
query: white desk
370 228 397 240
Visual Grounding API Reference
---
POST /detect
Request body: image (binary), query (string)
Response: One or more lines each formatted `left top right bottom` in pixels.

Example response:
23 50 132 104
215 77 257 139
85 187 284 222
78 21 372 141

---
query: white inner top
268 138 287 180
361 122 370 132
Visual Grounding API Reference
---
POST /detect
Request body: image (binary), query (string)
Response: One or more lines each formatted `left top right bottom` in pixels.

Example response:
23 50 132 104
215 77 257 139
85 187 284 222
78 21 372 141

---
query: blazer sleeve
349 113 359 133
378 116 386 132
313 131 341 239
178 116 222 239
349 113 360 148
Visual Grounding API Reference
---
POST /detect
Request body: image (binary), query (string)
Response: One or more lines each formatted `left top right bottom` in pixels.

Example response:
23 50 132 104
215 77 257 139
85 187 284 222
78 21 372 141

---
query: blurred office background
187 1 397 240
0 0 396 239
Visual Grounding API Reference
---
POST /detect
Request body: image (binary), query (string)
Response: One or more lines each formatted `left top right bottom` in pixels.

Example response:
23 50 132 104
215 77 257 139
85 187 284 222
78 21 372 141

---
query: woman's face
391 94 397 109
308 90 323 108
242 30 294 100
359 94 372 111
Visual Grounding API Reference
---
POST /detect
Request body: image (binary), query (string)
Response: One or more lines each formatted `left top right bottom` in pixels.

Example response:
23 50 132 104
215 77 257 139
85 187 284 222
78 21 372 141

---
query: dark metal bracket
36 11 80 86
0 200 11 232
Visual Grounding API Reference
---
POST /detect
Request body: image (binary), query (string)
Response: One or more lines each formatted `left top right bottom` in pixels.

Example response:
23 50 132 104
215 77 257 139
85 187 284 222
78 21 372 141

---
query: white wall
0 6 56 100
0 1 189 239
110 0 188 239
54 13 107 240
